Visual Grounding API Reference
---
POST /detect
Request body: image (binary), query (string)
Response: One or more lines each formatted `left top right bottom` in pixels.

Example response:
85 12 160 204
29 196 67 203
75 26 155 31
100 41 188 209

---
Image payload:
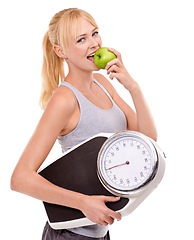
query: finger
104 209 121 223
107 48 122 62
107 48 121 57
104 217 114 225
109 72 122 80
111 211 122 221
104 196 120 202
102 196 122 221
107 65 119 75
107 217 115 225
109 73 114 80
99 215 115 225
98 218 108 226
105 58 120 71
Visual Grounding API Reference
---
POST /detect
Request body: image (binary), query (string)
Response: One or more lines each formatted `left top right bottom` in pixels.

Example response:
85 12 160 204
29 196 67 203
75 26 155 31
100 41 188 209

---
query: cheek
97 35 102 46
72 45 86 55
66 48 86 65
65 48 78 60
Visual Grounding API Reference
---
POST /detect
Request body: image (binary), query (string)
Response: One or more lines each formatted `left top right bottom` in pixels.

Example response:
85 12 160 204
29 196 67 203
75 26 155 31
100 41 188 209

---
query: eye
92 31 99 37
77 37 85 43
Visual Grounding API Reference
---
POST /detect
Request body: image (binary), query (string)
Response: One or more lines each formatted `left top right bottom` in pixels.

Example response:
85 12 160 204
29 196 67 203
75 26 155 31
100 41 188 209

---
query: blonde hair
40 8 98 109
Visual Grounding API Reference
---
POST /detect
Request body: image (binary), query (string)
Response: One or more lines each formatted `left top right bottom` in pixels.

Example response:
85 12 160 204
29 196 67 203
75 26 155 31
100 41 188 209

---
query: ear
53 44 66 59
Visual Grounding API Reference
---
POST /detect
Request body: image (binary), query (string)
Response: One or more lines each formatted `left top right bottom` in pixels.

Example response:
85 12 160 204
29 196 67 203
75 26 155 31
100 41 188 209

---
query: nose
88 37 98 49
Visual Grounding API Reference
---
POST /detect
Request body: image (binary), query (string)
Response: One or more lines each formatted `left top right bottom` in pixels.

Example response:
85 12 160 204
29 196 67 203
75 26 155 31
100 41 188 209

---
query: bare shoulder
39 84 79 136
45 85 77 114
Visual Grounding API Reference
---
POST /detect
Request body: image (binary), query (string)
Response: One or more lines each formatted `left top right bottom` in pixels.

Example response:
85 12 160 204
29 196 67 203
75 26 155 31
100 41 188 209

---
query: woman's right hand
80 195 122 226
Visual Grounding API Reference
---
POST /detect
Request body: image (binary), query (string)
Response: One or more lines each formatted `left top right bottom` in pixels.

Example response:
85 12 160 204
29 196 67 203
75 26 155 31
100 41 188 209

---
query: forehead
74 17 97 37
61 16 98 48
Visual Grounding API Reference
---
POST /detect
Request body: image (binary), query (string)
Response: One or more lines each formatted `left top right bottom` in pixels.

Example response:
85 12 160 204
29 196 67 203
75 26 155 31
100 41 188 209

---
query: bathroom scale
38 130 166 229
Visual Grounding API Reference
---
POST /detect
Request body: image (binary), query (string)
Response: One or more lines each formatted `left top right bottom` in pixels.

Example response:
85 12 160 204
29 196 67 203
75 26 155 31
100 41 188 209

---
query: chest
80 84 113 110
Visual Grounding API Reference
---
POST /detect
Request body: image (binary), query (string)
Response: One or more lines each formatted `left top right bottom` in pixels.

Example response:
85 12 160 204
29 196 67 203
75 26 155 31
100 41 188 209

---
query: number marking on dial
101 138 153 190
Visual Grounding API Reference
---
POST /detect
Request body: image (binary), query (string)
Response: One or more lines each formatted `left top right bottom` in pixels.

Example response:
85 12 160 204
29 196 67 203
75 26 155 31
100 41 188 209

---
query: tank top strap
58 79 127 152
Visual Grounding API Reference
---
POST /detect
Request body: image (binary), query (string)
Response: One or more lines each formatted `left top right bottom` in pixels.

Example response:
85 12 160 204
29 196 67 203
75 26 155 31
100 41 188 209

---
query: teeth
87 54 94 59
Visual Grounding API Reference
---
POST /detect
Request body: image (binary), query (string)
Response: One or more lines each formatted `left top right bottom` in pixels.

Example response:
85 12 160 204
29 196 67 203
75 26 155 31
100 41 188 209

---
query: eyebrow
76 27 98 39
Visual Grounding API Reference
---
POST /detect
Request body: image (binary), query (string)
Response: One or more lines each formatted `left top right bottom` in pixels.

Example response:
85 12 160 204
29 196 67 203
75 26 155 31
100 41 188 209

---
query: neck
65 70 95 91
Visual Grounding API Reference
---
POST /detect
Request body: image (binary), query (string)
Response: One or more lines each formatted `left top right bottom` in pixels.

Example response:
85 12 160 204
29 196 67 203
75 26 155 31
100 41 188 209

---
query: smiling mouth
87 54 94 62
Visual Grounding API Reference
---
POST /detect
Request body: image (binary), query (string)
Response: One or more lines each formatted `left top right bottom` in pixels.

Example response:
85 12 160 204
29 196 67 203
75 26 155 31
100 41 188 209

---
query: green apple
94 47 116 69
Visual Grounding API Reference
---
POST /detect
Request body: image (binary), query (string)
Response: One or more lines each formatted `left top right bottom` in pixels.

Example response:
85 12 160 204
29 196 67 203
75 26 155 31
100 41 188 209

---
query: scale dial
97 131 158 196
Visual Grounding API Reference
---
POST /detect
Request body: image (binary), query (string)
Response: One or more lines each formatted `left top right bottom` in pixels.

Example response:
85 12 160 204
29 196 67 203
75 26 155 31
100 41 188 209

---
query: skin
10 17 157 226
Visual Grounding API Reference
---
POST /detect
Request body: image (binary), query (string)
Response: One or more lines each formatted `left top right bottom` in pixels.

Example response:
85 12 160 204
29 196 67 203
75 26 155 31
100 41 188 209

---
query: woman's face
64 17 102 71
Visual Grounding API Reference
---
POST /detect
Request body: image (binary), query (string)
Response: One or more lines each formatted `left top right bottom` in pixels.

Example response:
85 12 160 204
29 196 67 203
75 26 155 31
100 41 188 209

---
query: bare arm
96 48 157 141
10 87 121 225
11 88 82 206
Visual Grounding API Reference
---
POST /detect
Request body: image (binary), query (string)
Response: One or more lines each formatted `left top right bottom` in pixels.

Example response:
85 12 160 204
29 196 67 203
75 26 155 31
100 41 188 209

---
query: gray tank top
57 79 127 238
58 79 127 152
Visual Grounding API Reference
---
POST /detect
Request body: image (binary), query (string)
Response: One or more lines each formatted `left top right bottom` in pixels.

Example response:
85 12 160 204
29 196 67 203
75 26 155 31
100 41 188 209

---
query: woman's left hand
105 48 137 92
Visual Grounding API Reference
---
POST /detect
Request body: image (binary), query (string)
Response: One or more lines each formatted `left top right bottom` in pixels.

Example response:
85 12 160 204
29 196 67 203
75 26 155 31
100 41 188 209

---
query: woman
10 8 157 240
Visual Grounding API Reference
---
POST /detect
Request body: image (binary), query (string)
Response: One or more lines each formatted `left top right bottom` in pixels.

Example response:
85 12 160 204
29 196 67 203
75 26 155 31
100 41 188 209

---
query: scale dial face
97 131 158 195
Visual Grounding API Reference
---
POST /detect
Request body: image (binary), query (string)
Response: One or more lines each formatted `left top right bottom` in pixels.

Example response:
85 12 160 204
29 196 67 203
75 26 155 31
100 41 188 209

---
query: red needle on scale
106 161 130 170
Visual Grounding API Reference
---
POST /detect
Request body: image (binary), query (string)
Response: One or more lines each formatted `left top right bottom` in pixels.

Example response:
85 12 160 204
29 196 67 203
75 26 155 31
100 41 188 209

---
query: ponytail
39 8 98 109
40 32 65 109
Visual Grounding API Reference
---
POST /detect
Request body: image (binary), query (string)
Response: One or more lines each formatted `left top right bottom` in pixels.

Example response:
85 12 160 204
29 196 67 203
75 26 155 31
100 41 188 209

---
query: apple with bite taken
94 47 116 69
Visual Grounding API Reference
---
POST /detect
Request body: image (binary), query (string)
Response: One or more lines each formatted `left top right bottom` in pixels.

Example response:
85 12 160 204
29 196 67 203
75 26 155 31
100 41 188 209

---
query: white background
1 0 194 239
